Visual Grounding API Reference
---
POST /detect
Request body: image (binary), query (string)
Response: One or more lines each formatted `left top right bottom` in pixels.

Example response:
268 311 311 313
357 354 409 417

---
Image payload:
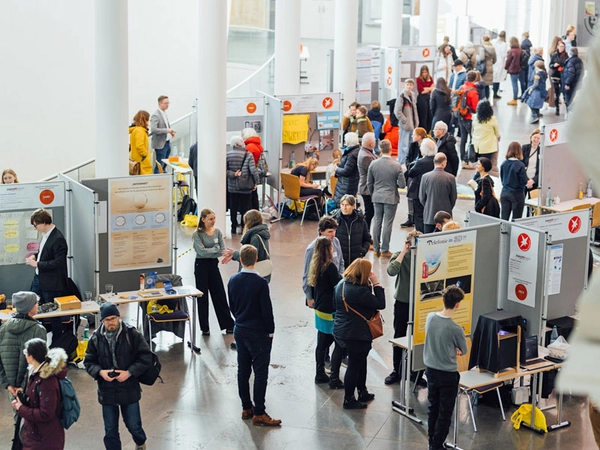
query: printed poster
282 114 310 144
0 210 46 266
414 230 477 345
507 226 539 307
518 210 589 241
108 177 172 272
548 244 564 296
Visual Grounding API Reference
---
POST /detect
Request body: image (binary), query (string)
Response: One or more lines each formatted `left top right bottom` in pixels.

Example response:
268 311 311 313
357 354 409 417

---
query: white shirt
160 109 171 141
36 225 55 275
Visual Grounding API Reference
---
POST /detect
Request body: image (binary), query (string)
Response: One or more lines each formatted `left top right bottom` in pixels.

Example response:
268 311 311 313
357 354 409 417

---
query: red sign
422 48 431 58
387 66 392 74
283 100 292 112
569 216 582 233
246 102 257 114
386 77 392 86
39 190 55 205
517 233 531 252
322 97 333 109
515 284 528 301
549 128 559 143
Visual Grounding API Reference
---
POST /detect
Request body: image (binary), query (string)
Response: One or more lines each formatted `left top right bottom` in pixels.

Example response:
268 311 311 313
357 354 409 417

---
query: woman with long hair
2 168 19 184
549 38 568 116
308 236 344 388
499 143 528 220
129 110 153 175
334 195 371 266
430 77 452 130
333 258 385 409
12 338 67 450
522 128 541 193
193 208 235 336
291 157 324 204
471 100 501 176
416 65 434 132
505 36 523 104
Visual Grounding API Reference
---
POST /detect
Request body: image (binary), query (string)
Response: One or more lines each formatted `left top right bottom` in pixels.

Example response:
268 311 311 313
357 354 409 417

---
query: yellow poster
282 114 310 144
108 176 172 272
413 230 477 345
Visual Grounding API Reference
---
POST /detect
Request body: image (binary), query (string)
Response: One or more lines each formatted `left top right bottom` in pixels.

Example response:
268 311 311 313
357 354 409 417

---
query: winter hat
12 291 38 315
479 157 492 172
100 302 120 321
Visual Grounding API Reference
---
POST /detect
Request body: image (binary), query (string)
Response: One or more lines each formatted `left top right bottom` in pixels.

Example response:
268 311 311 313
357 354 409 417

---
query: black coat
562 55 583 90
406 141 421 167
334 210 371 268
436 133 459 176
549 51 568 81
37 227 68 293
333 145 361 204
474 175 500 217
84 323 153 406
406 155 434 199
521 143 540 190
333 281 385 342
312 263 342 314
430 88 452 130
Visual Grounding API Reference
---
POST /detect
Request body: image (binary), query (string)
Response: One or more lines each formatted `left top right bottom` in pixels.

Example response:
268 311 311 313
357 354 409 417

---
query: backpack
451 88 476 118
177 195 197 222
461 51 474 71
125 329 163 386
36 377 81 429
50 331 79 361
520 50 530 70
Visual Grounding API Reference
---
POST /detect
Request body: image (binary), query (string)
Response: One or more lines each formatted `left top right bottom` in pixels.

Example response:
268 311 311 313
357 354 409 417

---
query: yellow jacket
471 115 500 155
129 126 153 175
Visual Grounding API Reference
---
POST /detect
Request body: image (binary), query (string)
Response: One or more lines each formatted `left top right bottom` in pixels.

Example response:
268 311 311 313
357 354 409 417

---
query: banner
282 114 310 145
0 182 65 210
518 210 590 241
507 226 539 308
414 230 477 345
277 93 341 114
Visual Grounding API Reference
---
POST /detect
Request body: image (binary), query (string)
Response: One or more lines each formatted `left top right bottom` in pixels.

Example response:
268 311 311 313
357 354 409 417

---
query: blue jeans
102 402 146 449
500 190 525 221
154 141 171 173
234 329 273 415
426 368 460 449
397 128 411 165
510 74 520 100
373 203 398 253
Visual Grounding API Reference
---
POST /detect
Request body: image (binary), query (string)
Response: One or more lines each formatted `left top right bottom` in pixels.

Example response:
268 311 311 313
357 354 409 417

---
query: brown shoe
242 408 254 420
369 244 374 251
252 413 282 426
380 251 393 258
507 99 518 105
373 251 381 257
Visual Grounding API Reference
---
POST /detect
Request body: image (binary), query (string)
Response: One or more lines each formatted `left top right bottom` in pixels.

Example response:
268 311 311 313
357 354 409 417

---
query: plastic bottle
84 323 89 341
587 178 593 198
172 144 179 157
546 186 552 207
550 325 558 345
579 182 584 200
289 150 296 169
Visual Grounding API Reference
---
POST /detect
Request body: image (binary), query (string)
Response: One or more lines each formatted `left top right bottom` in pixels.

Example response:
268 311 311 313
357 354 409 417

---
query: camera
108 370 119 378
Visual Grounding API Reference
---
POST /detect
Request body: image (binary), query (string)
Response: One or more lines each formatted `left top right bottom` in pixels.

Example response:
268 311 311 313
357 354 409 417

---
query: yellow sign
282 114 310 145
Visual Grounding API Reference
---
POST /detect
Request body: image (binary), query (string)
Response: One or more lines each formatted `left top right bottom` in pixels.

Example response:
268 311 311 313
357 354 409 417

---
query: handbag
341 282 384 339
235 152 256 191
129 158 140 175
254 235 273 278
480 177 500 217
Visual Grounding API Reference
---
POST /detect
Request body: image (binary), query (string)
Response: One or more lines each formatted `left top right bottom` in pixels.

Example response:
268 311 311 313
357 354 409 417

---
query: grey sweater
193 229 225 259
423 312 468 372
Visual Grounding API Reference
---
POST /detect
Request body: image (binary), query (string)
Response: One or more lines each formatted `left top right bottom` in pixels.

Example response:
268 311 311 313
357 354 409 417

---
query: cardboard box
54 295 82 311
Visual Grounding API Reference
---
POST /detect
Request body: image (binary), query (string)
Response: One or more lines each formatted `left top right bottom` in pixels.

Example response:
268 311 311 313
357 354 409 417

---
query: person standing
457 71 480 168
394 79 419 164
228 244 281 426
333 132 361 205
150 95 176 174
492 31 508 99
334 195 371 268
436 45 455 82
416 66 434 132
406 138 436 233
525 60 548 124
419 153 457 234
519 34 532 98
84 302 153 450
242 127 265 211
402 128 428 228
471 100 501 175
432 121 459 176
193 208 235 336
226 136 259 235
473 157 500 217
499 142 528 221
477 35 497 100
367 139 405 258
505 37 523 105
549 38 568 116
357 132 377 229
424 285 468 450
430 78 453 131
562 47 584 114
26 208 68 341
129 110 153 175
0 292 46 422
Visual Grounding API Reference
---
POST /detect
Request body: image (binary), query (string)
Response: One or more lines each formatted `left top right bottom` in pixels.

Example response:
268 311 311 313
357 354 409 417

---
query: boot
315 370 330 384
555 106 560 116
400 215 414 228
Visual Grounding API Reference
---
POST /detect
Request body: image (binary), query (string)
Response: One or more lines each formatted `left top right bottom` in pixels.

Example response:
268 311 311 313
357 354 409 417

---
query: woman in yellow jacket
471 100 500 176
129 110 153 175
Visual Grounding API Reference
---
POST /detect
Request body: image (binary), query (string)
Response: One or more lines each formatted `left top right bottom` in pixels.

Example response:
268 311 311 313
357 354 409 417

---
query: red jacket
458 81 479 121
244 136 264 165
382 117 399 156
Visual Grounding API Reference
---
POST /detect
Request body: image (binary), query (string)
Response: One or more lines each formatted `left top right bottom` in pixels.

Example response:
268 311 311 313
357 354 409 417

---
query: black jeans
412 197 425 233
361 194 374 230
500 191 525 221
315 332 344 378
458 119 473 162
426 368 460 449
234 329 273 416
338 339 371 400
194 258 234 332
552 80 562 111
392 302 410 373
229 192 251 232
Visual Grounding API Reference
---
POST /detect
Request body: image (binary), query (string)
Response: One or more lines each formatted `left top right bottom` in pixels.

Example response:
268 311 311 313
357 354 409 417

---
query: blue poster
317 111 340 130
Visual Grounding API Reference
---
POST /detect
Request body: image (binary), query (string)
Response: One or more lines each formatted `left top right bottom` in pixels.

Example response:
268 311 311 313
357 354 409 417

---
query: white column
418 0 439 46
94 0 128 178
333 0 359 107
198 0 228 231
381 0 403 48
274 0 301 95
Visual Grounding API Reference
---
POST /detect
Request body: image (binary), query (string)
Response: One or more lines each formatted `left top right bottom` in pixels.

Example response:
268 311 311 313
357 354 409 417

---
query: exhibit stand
355 46 380 105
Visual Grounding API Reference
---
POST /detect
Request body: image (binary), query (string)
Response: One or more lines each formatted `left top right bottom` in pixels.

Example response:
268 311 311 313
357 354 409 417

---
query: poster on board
108 177 172 272
0 182 65 210
414 230 477 345
518 210 589 241
0 209 47 266
507 226 539 307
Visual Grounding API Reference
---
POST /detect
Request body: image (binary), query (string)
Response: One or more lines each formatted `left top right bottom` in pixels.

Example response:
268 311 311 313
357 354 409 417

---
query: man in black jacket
85 303 152 450
432 121 459 176
562 47 583 113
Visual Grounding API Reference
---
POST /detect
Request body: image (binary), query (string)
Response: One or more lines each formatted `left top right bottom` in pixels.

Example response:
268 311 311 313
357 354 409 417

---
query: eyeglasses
32 223 39 229
103 316 119 323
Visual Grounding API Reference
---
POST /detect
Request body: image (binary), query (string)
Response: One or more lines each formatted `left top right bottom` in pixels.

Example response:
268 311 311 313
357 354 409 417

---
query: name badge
214 238 219 243
333 251 338 259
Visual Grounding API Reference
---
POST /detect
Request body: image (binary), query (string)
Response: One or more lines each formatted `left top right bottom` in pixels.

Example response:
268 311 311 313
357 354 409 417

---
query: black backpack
177 195 197 222
520 50 530 70
461 51 474 71
125 329 163 385
50 331 78 361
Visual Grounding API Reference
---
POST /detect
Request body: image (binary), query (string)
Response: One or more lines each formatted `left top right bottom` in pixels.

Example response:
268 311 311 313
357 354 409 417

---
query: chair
458 337 506 432
324 175 338 214
572 203 592 211
280 172 321 226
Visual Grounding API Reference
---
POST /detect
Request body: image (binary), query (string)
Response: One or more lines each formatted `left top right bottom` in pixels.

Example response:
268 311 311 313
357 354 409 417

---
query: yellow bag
74 340 88 363
510 403 548 432
146 300 174 315
287 200 305 213
180 214 198 227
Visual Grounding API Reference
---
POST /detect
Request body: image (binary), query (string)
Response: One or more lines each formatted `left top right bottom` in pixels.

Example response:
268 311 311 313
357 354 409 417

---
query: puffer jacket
436 133 459 176
334 210 371 268
226 147 259 194
19 348 67 450
333 145 360 204
84 322 152 406
232 224 272 282
333 280 385 342
382 117 399 155
244 136 264 165
0 315 47 390
478 42 497 85
562 55 584 90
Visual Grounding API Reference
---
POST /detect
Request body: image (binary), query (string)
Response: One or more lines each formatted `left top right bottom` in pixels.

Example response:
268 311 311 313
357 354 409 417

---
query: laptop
520 335 548 367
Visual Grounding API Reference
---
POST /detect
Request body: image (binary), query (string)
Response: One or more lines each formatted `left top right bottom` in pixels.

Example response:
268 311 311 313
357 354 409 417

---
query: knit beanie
100 302 120 321
12 291 38 315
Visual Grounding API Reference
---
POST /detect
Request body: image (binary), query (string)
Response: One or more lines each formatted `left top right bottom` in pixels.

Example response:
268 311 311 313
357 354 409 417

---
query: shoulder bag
341 282 384 339
254 235 273 278
235 152 256 191
129 158 140 175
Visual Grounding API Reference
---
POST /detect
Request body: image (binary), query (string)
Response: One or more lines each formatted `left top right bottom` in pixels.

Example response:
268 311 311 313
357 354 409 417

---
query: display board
258 91 283 191
226 96 265 146
576 0 599 47
355 46 380 105
379 47 401 107
0 181 67 297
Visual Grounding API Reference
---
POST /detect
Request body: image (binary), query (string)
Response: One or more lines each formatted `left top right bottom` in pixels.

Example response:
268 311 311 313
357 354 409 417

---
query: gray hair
241 127 258 141
230 136 245 148
420 138 437 156
434 121 448 132
362 132 376 148
340 194 356 206
344 132 359 147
